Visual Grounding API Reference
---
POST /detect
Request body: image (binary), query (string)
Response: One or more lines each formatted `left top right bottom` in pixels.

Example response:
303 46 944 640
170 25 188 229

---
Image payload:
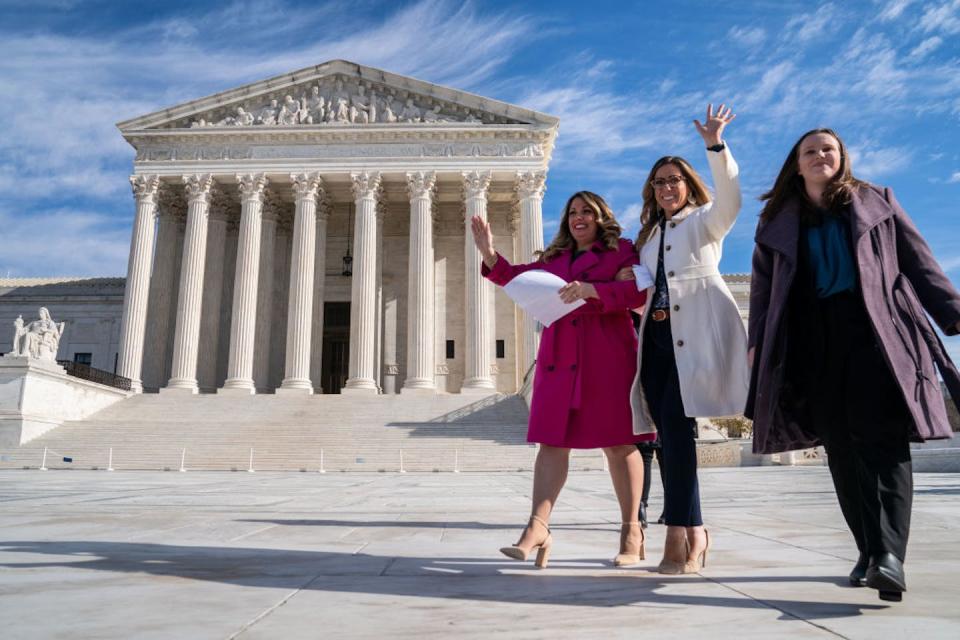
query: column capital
405 171 437 201
237 173 269 204
515 170 547 200
351 171 382 201
182 174 215 206
129 174 161 204
462 170 492 201
290 172 323 204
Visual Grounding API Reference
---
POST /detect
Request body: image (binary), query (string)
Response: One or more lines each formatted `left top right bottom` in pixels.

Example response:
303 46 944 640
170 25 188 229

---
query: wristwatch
706 142 726 152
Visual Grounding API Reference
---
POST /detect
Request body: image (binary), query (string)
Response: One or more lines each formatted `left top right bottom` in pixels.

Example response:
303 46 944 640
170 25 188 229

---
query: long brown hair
635 156 712 247
538 191 622 262
759 128 869 222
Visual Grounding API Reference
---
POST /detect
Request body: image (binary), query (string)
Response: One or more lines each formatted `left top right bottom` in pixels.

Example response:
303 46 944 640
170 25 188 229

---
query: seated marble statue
398 98 421 123
11 308 65 362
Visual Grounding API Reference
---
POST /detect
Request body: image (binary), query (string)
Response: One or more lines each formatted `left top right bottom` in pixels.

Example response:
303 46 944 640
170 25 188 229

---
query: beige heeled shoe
500 514 553 569
683 528 711 573
657 537 690 575
613 521 646 567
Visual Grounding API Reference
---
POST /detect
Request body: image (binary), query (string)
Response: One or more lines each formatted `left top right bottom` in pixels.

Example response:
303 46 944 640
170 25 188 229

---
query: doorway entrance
321 302 350 393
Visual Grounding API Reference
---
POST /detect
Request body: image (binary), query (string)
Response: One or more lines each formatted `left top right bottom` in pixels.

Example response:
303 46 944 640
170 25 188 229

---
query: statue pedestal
0 356 129 447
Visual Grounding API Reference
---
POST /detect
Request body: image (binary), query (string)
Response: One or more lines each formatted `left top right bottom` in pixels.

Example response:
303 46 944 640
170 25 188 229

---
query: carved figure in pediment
12 308 65 362
378 94 397 123
189 118 208 128
350 85 373 124
279 95 300 125
235 106 254 126
257 99 280 125
398 98 421 123
303 86 326 124
423 105 452 123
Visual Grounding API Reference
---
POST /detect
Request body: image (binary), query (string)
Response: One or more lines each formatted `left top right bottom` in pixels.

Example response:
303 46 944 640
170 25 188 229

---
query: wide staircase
0 392 609 473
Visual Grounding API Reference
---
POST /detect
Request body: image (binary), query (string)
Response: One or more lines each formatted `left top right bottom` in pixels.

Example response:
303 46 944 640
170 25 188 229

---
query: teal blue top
805 213 857 298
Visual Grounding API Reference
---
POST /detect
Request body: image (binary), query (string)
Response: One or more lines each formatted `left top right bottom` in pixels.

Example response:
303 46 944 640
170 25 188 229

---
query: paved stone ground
0 467 958 639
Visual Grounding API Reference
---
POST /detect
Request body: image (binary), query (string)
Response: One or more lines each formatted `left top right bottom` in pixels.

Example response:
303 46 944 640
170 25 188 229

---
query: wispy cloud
878 0 916 21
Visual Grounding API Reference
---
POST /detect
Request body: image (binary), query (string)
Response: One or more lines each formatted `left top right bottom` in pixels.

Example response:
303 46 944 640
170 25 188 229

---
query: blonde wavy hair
538 191 623 262
635 156 711 248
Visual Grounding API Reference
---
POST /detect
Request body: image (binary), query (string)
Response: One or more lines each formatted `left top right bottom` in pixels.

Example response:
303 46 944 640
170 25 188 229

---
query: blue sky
1 0 959 355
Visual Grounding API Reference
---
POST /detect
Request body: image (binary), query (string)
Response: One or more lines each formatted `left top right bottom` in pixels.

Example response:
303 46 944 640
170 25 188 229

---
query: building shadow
0 539 887 619
236 518 616 534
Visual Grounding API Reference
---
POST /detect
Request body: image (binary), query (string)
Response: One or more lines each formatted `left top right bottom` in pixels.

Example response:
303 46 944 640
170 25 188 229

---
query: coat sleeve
701 145 743 242
591 246 648 312
481 252 544 286
887 188 960 336
748 243 773 350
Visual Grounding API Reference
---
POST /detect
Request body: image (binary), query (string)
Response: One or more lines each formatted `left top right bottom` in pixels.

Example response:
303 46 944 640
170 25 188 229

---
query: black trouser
806 292 913 562
641 317 702 527
637 444 664 508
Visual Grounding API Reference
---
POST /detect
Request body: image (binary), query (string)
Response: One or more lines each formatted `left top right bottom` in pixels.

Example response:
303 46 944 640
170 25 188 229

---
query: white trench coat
630 146 750 435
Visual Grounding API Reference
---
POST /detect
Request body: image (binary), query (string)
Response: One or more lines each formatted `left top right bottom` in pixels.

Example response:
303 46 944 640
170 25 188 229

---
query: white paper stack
503 270 584 327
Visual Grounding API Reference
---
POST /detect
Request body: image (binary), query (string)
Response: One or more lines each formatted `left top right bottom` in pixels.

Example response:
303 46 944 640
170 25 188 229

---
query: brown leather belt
650 309 670 322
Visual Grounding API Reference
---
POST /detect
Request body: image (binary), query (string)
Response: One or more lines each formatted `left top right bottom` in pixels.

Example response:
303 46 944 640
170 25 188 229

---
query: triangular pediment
117 59 557 132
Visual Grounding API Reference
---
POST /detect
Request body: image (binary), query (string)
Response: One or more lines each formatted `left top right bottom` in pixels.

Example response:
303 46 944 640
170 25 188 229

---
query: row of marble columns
117 170 546 395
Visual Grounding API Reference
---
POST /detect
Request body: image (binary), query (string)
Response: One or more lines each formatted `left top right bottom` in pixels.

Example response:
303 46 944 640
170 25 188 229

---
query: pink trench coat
483 238 654 448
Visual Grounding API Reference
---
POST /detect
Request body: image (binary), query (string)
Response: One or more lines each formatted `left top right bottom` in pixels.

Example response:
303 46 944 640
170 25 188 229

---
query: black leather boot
849 552 868 586
638 503 649 529
866 552 906 602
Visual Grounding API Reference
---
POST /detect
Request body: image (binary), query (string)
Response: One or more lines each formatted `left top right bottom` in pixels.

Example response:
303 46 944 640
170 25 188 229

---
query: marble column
310 195 331 393
461 171 496 392
166 174 215 393
142 186 185 390
515 171 547 375
402 171 437 393
116 174 160 393
223 174 268 393
280 173 323 393
197 193 230 392
343 171 381 394
252 194 280 392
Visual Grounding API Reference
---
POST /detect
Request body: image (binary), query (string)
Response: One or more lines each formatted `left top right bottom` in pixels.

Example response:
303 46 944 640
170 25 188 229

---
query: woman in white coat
619 104 749 574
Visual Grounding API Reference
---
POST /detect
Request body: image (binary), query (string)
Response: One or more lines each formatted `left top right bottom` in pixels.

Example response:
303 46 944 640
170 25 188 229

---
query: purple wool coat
746 186 960 454
483 238 654 448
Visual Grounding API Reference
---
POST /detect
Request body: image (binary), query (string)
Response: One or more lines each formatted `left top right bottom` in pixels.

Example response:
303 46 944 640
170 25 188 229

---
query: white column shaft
462 172 495 391
197 214 228 391
516 172 546 374
167 175 214 392
224 176 266 392
344 172 381 393
280 174 321 392
403 173 436 392
310 207 329 392
252 214 278 391
116 175 160 393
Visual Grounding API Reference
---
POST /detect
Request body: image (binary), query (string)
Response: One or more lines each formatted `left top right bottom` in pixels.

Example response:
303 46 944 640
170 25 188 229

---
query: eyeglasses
651 176 685 189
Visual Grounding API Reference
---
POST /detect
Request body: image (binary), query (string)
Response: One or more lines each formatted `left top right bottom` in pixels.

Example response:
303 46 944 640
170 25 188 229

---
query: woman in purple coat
747 128 960 602
471 192 653 569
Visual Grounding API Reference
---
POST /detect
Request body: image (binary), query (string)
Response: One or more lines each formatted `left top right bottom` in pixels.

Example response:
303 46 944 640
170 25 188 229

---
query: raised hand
694 103 735 147
470 215 497 267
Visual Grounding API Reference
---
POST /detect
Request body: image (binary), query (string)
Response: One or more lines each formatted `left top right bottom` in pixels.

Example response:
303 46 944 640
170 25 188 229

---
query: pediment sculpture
178 76 506 129
8 308 65 362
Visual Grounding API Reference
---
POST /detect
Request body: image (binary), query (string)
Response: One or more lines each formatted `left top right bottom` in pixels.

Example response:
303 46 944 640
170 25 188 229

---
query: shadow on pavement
0 539 887 619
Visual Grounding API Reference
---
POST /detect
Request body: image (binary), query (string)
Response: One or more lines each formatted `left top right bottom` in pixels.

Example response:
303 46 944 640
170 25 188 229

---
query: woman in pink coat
471 191 652 569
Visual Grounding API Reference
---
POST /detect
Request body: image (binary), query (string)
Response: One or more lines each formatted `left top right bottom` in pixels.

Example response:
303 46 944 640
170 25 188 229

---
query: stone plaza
1 467 959 639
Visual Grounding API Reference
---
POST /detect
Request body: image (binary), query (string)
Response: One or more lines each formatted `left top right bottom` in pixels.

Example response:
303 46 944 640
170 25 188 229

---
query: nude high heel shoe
657 537 690 575
613 521 645 567
683 528 711 573
500 515 553 569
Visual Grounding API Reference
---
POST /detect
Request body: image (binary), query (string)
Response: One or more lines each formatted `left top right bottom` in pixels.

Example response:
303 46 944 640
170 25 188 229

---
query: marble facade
114 60 559 395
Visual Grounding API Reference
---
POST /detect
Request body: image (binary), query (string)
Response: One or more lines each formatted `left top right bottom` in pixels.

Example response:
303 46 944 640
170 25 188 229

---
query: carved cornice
515 170 547 200
406 171 436 201
462 170 492 201
290 172 323 204
129 174 160 203
182 174 215 206
236 173 269 204
350 171 382 201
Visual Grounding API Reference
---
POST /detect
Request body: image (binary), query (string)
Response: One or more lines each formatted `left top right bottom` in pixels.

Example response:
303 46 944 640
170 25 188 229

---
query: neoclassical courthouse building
1 60 749 400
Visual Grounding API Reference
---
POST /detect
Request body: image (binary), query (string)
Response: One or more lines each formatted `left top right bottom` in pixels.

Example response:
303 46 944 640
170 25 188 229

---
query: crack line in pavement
718 524 858 563
699 574 850 639
226 569 330 640
228 524 278 543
